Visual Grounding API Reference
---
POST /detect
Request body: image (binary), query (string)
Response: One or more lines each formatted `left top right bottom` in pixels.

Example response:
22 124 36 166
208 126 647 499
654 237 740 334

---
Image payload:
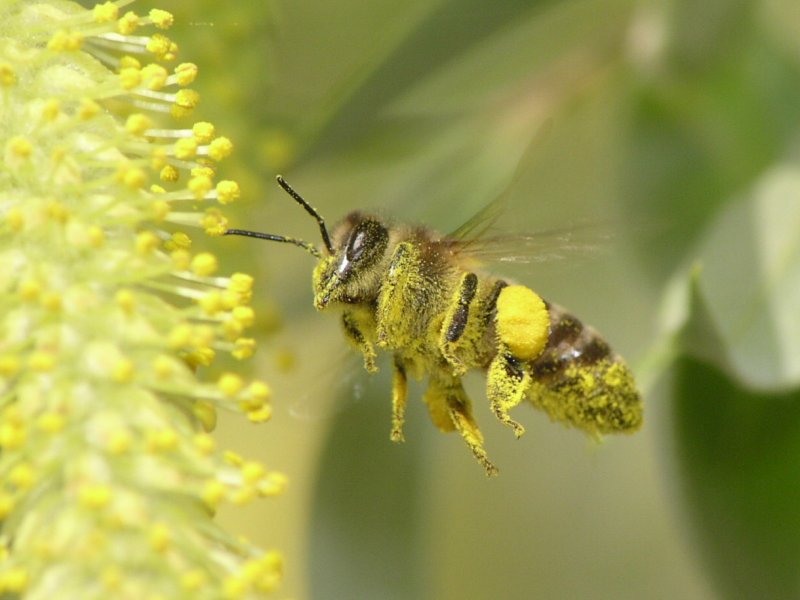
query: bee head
224 176 389 310
312 213 389 310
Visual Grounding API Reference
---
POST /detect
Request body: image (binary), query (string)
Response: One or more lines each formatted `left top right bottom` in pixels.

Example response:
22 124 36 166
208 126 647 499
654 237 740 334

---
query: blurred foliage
125 0 800 597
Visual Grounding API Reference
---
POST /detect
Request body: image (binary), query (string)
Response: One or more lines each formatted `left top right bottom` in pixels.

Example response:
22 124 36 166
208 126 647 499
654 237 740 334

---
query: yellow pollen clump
117 164 147 189
41 98 61 121
150 199 171 221
146 33 172 58
168 231 191 249
191 252 218 276
117 11 140 35
160 164 179 182
78 98 101 119
141 63 168 89
147 428 178 452
175 62 198 86
241 461 266 484
119 66 142 90
218 373 244 397
47 30 83 51
149 9 174 29
193 400 217 432
202 208 228 236
125 113 152 135
199 291 223 315
174 137 198 159
87 225 106 247
93 1 118 23
173 89 199 116
247 405 273 424
115 289 136 313
0 422 26 450
233 338 256 360
192 121 215 142
148 523 172 552
7 136 32 159
495 285 550 360
208 137 233 161
193 432 216 455
135 230 160 254
216 180 240 204
257 472 288 497
232 306 255 327
201 479 226 509
152 355 174 379
189 174 213 199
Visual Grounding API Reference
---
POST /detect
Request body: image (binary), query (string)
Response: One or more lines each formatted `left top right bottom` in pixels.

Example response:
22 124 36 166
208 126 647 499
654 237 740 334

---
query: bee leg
486 348 531 439
376 242 425 348
424 375 499 477
341 311 378 373
390 355 407 442
438 272 478 376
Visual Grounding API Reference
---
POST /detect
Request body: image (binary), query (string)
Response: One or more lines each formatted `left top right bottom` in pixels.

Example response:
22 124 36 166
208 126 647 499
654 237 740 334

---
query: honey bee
226 176 643 475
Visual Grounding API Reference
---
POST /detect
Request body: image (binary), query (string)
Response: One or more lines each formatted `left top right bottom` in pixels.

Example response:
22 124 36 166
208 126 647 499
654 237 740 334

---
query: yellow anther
7 136 32 159
149 8 174 29
87 225 106 247
192 432 216 455
208 136 233 161
117 165 147 189
115 289 135 313
48 30 83 51
42 98 61 121
191 252 218 276
192 121 215 142
193 400 217 432
125 113 151 135
146 33 172 58
216 180 240 204
202 208 228 236
117 11 140 35
0 355 21 376
218 373 244 397
173 89 200 117
18 278 41 302
119 66 141 90
0 568 28 593
150 199 170 221
0 422 26 450
107 429 132 454
141 63 168 89
135 230 160 254
247 405 273 423
152 355 174 379
232 338 256 360
160 164 179 182
257 472 288 497
199 291 223 315
148 428 178 452
93 1 119 23
189 174 213 199
201 479 226 508
181 570 207 591
175 62 198 85
171 249 191 270
232 306 255 327
41 291 62 312
174 137 198 159
78 98 101 119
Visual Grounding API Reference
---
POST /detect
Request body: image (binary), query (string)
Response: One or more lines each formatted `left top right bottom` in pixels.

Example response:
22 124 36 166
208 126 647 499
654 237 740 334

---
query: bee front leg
390 355 408 442
424 373 499 477
341 311 378 373
438 272 478 376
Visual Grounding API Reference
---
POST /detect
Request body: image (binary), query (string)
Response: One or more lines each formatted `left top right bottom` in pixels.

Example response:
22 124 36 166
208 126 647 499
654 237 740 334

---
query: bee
226 176 643 476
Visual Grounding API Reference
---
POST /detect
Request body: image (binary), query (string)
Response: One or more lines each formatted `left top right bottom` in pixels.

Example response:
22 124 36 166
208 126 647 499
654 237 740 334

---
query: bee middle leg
438 272 478 376
424 374 499 477
341 310 378 373
390 355 407 442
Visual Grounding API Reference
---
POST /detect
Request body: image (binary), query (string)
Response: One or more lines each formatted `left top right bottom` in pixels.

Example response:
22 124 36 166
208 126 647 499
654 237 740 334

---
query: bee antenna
223 229 321 258
275 175 334 254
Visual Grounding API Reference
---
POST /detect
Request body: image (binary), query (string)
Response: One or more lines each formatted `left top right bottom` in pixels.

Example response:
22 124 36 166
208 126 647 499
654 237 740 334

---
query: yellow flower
0 1 282 597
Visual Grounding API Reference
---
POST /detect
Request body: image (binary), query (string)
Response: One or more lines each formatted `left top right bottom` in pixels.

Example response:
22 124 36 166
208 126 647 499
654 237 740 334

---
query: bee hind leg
424 375 499 477
486 348 531 439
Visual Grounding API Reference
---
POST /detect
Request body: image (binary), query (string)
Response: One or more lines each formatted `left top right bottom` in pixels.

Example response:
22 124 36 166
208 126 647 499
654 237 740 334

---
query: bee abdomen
527 303 643 435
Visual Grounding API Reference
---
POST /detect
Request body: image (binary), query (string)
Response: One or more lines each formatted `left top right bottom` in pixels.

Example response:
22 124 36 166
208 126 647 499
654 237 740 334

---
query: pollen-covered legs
438 272 478 375
424 373 498 476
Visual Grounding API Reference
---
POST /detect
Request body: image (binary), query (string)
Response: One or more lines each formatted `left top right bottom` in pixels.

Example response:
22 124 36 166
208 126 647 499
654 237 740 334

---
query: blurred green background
138 0 800 597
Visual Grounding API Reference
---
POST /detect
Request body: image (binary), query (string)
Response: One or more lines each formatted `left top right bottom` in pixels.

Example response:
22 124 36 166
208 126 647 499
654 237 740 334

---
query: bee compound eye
346 229 367 261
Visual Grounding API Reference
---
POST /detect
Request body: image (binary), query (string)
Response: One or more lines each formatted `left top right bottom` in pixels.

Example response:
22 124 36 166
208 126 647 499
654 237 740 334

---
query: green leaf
671 356 800 599
665 166 800 391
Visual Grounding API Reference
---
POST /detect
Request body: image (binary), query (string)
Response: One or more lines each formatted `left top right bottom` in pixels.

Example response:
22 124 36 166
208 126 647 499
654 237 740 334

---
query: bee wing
440 221 613 267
